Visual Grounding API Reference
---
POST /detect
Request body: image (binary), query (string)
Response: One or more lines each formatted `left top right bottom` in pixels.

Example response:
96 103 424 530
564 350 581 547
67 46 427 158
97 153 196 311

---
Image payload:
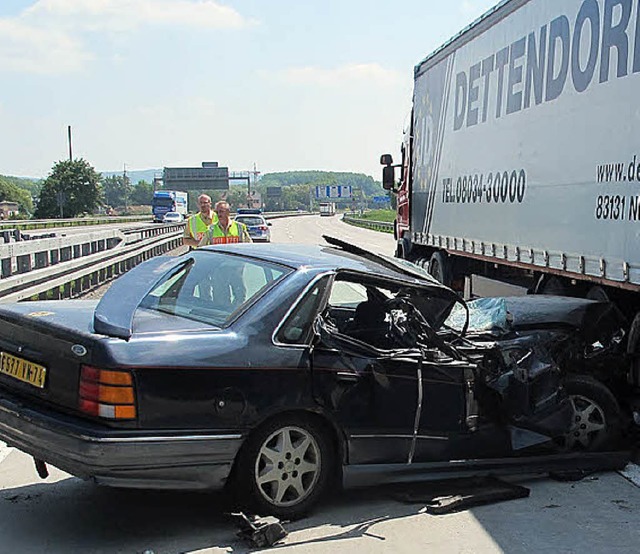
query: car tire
559 375 622 451
234 415 335 519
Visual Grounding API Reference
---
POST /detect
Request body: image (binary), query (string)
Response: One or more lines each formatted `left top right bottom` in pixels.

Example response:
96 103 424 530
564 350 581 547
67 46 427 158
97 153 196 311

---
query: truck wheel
234 415 335 519
536 276 567 296
586 286 609 302
428 251 452 287
558 375 621 451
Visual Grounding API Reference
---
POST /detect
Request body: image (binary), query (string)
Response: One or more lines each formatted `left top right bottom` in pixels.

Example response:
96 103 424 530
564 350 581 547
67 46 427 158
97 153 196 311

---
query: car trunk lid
0 300 104 414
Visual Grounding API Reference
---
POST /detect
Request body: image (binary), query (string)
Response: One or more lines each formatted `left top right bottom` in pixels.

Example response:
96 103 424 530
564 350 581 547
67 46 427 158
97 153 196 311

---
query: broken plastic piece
232 512 288 548
391 476 530 514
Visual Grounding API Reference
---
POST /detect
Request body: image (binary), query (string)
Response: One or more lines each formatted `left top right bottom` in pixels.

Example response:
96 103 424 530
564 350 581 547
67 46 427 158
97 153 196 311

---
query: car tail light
259 225 268 231
79 366 137 420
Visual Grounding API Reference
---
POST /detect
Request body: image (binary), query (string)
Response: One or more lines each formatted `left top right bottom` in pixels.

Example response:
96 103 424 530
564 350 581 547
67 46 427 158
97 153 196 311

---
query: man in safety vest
198 201 252 246
183 194 218 249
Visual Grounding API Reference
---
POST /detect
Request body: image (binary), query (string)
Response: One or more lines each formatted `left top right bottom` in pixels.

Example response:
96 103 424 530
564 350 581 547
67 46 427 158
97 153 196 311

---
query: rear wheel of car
559 375 621 451
235 415 335 519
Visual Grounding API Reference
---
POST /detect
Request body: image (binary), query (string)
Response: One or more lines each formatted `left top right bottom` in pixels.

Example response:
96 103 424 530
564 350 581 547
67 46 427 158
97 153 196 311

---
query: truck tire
428 251 452 287
558 375 621 452
535 276 567 296
395 236 412 260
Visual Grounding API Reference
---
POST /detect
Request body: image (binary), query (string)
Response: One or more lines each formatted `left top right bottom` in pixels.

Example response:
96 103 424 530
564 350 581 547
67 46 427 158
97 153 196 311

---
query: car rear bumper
0 395 244 491
248 233 270 242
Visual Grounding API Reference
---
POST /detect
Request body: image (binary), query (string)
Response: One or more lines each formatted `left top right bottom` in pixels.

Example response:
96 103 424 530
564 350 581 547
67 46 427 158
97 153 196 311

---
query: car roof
234 214 265 220
94 240 461 340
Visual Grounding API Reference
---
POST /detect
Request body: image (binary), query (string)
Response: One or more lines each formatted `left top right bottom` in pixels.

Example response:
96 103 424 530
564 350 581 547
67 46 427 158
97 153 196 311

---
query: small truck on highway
381 0 640 421
319 202 336 217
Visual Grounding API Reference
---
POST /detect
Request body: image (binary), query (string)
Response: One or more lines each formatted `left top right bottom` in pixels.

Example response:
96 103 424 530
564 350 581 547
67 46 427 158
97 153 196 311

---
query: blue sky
0 0 498 179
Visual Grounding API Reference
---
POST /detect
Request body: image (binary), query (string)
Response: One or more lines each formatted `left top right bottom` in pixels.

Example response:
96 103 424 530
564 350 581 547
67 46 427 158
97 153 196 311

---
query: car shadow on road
0 476 431 553
1 471 639 553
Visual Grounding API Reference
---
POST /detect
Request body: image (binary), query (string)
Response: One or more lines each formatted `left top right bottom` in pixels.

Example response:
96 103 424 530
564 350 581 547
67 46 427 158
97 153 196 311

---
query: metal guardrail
0 215 152 232
0 212 311 302
0 224 184 302
0 211 307 232
342 214 394 233
0 211 309 302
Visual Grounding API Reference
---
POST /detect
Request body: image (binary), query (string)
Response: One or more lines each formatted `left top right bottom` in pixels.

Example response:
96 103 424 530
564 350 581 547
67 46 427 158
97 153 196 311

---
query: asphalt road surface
1 214 639 553
1 447 639 554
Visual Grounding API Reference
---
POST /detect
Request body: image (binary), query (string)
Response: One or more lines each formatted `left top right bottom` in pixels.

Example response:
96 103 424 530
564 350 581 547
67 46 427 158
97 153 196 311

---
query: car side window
276 277 330 345
328 280 368 308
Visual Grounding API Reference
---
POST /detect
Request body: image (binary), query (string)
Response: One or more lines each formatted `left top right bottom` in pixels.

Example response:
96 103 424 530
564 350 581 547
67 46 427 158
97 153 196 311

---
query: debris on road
33 458 49 479
232 512 288 548
620 463 640 487
390 477 530 515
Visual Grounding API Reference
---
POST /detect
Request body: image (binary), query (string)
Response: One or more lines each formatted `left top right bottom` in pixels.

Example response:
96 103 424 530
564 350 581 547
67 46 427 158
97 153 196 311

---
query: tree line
1 159 155 219
1 159 387 219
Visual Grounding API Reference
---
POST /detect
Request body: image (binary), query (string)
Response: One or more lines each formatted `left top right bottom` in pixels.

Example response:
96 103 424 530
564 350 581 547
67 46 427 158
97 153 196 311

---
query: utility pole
248 163 261 209
67 125 73 161
123 163 129 211
250 162 261 187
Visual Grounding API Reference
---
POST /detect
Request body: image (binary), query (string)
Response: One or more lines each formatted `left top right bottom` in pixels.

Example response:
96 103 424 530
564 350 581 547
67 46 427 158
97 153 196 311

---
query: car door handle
336 371 359 383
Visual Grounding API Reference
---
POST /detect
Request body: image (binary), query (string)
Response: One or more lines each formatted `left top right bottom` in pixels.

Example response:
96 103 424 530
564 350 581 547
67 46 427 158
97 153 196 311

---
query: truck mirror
380 154 394 166
382 165 395 190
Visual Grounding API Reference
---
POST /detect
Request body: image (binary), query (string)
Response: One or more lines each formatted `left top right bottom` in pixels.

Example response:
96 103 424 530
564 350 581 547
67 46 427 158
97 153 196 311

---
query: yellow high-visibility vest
187 213 217 243
202 221 250 245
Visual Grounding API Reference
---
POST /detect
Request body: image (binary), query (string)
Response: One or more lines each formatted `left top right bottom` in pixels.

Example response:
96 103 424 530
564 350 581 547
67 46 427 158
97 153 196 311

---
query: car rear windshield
139 252 292 327
235 217 264 226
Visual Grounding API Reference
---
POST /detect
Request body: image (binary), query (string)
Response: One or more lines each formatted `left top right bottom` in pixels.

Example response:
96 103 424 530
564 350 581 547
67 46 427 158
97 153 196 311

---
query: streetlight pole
67 125 73 161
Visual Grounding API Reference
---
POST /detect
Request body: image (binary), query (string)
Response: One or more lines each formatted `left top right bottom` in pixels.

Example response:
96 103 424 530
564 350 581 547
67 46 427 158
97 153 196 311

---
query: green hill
259 171 383 197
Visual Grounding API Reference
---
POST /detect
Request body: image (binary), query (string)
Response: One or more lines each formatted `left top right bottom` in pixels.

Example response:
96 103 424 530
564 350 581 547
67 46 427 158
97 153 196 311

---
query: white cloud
24 0 257 32
0 19 91 74
273 63 401 87
0 0 255 75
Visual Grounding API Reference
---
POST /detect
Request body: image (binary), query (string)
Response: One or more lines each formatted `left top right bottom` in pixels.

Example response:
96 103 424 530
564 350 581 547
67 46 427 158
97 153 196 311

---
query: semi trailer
152 190 188 222
381 0 640 415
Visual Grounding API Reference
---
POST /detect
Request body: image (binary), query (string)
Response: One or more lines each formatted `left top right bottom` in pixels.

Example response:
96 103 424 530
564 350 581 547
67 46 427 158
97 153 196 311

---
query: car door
310 279 422 464
411 354 480 462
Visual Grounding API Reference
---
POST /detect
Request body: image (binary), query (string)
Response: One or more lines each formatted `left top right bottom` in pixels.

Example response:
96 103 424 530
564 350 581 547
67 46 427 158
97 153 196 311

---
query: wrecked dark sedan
0 239 631 518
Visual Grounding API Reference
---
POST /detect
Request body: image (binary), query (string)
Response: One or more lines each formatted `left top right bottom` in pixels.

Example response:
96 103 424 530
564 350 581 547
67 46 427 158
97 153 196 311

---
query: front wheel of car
559 375 621 451
235 415 335 519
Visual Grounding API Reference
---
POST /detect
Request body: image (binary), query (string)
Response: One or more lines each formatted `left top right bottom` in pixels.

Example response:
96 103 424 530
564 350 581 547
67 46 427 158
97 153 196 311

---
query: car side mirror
267 222 272 226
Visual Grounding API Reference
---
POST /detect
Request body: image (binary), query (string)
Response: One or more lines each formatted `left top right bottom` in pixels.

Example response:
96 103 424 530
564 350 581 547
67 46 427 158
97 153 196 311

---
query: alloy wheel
565 394 607 450
254 425 322 508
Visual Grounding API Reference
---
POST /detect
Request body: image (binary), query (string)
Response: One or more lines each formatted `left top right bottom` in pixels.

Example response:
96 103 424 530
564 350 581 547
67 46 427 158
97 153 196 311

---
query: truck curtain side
381 0 640 415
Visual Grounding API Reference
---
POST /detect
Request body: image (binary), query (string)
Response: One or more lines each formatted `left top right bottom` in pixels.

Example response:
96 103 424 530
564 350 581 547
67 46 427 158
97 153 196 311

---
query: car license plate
0 352 47 389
